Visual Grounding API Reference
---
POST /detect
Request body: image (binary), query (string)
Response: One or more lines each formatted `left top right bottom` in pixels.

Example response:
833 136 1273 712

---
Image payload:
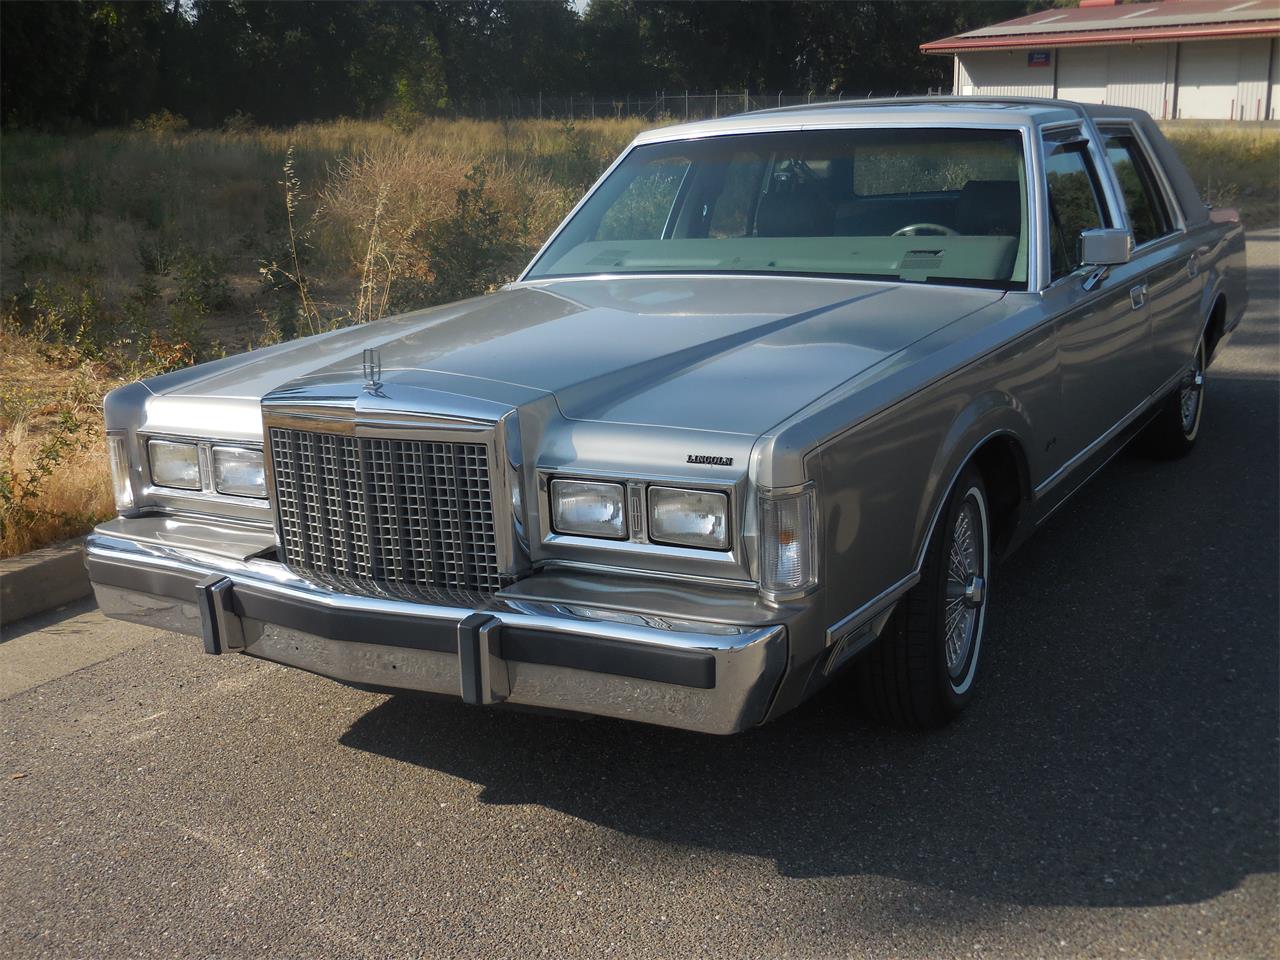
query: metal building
922 0 1280 121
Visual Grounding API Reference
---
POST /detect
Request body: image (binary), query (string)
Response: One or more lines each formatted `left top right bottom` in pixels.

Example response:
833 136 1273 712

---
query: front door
1040 127 1152 467
1098 123 1205 391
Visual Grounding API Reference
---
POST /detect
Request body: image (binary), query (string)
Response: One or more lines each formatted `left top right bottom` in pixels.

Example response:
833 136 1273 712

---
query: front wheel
854 465 991 728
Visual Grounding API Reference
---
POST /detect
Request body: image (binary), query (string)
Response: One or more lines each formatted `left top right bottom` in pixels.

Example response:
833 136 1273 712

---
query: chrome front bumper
85 529 788 734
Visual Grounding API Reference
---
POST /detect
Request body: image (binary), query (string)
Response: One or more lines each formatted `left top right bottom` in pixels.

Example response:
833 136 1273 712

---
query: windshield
526 127 1029 290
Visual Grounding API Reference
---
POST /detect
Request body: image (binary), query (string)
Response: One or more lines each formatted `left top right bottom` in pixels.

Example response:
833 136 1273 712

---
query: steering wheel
892 223 957 237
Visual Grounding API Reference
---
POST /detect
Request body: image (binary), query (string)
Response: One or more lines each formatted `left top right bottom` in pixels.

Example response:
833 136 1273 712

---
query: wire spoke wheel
943 497 987 683
1180 342 1205 437
854 465 991 728
1140 334 1207 460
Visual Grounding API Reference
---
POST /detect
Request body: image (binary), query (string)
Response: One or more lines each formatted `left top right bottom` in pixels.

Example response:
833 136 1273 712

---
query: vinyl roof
922 0 1280 53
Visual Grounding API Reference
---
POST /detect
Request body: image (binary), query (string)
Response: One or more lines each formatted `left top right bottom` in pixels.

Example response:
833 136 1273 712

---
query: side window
596 157 689 241
1101 128 1174 247
1043 134 1110 280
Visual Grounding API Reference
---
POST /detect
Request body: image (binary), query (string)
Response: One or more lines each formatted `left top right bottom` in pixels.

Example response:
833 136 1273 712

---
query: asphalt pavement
2 232 1276 960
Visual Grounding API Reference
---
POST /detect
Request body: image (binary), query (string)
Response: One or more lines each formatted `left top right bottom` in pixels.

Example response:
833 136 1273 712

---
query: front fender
812 298 1053 646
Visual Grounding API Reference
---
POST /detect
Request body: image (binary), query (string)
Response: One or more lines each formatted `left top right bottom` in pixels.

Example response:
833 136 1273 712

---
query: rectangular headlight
551 479 626 539
106 433 134 513
648 486 729 550
759 488 817 597
148 439 200 490
212 446 266 499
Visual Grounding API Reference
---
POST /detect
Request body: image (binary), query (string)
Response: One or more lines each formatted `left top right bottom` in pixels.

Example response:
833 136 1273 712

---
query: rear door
1039 124 1152 465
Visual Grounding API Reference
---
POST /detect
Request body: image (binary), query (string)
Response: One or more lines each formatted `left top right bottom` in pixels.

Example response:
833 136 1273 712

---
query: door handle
1129 283 1147 310
1187 253 1198 278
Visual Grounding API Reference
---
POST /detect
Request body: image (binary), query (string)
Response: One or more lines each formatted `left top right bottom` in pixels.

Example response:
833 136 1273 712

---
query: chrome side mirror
1080 228 1131 266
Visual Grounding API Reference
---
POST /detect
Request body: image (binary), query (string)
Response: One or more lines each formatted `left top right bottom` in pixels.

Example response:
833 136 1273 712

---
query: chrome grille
269 426 505 596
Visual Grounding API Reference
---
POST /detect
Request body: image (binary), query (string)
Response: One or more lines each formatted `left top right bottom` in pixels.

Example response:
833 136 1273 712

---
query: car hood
144 277 1004 439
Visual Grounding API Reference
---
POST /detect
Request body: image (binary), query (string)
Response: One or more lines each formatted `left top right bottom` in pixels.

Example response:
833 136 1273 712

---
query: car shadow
341 361 1278 911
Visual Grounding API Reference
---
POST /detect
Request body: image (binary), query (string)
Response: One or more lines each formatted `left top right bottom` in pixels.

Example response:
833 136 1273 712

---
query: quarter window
1043 134 1110 280
1101 129 1174 246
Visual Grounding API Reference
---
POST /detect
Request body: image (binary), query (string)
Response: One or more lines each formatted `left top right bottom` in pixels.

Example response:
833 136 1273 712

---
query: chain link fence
447 89 947 122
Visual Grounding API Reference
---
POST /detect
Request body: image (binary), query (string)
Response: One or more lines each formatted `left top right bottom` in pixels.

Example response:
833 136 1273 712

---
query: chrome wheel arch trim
914 426 1029 574
824 427 1018 653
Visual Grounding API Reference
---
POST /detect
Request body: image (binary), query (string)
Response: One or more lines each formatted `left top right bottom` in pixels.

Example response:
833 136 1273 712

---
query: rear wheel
855 465 991 728
1138 338 1205 460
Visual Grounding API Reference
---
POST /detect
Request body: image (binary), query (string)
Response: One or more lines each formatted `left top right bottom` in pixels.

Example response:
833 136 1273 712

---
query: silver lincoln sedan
85 97 1247 734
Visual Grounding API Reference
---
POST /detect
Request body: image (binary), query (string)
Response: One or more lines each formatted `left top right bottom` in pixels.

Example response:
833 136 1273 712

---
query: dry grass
1 118 648 319
0 422 113 557
1162 124 1280 229
0 118 648 556
0 117 1273 557
0 331 122 557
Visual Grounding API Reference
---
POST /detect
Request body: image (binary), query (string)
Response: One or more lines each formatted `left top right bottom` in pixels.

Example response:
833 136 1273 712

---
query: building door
1057 47 1108 103
1177 41 1241 119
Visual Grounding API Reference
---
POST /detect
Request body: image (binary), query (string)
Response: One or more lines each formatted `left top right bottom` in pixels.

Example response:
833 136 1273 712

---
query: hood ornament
362 347 383 394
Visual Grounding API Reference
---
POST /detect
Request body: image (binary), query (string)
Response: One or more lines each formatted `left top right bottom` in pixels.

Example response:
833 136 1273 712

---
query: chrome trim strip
823 604 898 676
536 558 757 593
263 406 493 437
824 571 920 649
1034 365 1186 499
514 272 1014 292
913 428 1022 574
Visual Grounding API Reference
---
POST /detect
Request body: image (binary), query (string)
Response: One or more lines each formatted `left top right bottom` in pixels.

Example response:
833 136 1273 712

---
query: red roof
922 0 1280 54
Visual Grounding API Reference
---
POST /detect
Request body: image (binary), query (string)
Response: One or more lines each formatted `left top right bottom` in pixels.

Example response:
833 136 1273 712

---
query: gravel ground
2 231 1276 960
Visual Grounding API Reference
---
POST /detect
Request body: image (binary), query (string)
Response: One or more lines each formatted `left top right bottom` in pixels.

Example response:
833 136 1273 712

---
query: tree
388 34 449 129
1 0 1055 130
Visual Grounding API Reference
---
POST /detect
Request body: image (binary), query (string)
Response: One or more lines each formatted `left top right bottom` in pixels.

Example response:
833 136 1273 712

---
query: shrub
392 165 523 309
0 409 100 554
174 248 233 311
133 109 190 136
222 110 256 134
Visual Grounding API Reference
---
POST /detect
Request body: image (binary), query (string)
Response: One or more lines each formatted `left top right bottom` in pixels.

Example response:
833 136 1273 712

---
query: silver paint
90 98 1249 731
